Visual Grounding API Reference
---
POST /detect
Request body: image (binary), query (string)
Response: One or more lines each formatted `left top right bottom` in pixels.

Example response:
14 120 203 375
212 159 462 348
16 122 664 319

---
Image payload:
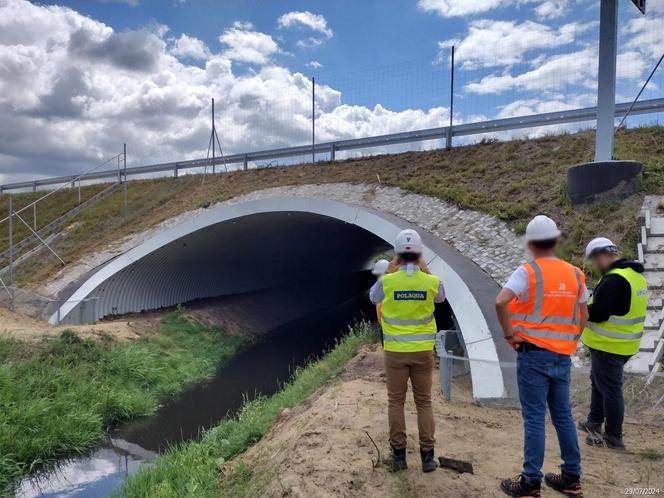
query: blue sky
0 0 662 183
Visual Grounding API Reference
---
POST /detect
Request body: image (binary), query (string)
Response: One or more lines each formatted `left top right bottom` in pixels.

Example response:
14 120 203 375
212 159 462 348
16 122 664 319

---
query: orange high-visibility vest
509 258 585 355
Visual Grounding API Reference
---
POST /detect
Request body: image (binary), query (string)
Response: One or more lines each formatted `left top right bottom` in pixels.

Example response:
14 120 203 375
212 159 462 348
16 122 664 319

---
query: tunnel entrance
61 211 391 324
52 197 514 400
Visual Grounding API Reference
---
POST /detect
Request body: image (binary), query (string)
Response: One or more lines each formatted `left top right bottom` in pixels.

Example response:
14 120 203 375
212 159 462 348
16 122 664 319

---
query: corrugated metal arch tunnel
50 197 516 400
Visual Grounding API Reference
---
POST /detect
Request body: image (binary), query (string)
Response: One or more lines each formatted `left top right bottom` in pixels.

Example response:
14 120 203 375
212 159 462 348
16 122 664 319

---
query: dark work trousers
587 347 631 437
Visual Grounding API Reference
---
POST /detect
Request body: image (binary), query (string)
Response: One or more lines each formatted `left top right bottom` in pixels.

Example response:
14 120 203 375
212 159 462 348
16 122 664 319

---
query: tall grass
0 311 248 495
118 321 377 498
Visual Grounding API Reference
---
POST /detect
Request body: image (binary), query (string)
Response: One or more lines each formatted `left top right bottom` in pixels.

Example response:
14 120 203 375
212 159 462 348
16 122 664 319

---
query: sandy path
227 345 664 498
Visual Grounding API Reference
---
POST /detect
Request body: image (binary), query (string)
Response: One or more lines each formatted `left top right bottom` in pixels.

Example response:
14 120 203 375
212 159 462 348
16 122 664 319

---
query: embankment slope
221 345 664 498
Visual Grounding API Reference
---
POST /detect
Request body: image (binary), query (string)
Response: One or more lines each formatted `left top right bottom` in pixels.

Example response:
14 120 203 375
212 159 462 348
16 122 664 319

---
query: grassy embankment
0 310 248 495
118 321 377 498
3 127 663 287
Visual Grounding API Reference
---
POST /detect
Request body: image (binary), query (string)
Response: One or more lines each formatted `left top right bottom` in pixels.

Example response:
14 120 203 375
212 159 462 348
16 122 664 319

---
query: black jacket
588 259 645 323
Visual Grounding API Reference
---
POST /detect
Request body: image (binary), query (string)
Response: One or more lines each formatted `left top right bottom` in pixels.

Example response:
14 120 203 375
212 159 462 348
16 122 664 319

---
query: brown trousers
384 350 436 451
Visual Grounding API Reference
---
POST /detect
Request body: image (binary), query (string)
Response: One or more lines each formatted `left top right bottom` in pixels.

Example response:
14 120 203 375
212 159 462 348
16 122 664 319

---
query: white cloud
277 11 333 38
534 0 570 20
418 0 572 19
464 48 599 94
622 15 664 61
170 33 209 60
439 19 595 69
417 0 504 17
306 60 323 69
232 20 254 30
278 11 333 49
463 43 651 96
97 0 140 5
218 28 280 65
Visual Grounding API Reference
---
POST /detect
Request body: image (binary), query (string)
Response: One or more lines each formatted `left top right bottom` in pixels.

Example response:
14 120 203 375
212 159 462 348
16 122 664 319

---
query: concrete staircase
626 196 664 376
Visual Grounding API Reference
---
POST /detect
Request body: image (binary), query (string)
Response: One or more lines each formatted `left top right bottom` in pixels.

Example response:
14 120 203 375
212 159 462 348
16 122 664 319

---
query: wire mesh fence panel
217 71 314 155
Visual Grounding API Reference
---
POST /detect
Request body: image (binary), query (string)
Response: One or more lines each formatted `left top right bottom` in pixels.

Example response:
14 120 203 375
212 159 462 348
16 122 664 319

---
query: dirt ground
226 344 664 498
0 295 265 343
0 307 145 342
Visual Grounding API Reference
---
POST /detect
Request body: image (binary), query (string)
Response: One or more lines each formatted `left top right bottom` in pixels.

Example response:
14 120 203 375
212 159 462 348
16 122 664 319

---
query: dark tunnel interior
65 211 457 350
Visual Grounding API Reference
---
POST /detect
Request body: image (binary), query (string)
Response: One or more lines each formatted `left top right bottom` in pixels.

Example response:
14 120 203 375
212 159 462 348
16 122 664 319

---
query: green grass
118 321 377 498
0 311 248 495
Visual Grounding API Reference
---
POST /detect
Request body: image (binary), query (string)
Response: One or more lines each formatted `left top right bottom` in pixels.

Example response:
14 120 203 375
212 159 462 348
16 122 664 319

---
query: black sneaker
500 474 541 497
420 449 437 473
544 471 583 497
585 432 625 450
382 446 407 471
577 420 602 434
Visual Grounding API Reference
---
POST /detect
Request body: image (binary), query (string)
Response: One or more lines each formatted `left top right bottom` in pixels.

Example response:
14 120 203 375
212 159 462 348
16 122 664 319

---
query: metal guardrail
1 98 663 194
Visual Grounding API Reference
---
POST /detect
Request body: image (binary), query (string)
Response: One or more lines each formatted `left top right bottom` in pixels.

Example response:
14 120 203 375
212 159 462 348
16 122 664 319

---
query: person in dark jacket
578 237 648 450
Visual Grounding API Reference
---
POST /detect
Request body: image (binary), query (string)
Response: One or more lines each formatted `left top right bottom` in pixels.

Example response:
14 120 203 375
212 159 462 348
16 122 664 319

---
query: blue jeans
517 348 581 482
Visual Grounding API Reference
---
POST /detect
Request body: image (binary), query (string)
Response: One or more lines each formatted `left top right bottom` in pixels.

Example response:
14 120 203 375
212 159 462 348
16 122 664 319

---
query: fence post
33 203 37 231
123 143 128 223
446 45 455 150
311 76 315 165
78 179 81 204
211 98 216 175
8 196 14 311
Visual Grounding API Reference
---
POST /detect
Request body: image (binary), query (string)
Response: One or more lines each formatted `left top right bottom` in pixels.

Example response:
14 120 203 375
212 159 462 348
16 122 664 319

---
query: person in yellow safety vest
578 237 647 451
369 228 446 473
372 259 390 327
496 215 589 498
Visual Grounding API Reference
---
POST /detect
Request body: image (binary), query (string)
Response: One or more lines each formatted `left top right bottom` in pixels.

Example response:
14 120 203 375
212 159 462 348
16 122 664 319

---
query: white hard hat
585 237 618 258
525 215 561 242
395 229 423 254
372 259 390 276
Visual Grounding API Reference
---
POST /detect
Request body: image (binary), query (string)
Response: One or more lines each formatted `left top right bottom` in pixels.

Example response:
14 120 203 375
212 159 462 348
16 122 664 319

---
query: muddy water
15 291 374 498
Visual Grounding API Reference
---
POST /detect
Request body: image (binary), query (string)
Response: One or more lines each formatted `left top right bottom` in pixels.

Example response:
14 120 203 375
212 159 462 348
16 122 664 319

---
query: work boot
382 446 407 472
420 449 437 473
585 432 625 450
544 471 583 497
500 474 541 497
577 419 602 434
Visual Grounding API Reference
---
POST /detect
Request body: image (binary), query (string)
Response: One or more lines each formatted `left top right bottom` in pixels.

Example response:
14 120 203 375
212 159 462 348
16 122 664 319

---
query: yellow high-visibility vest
380 269 439 353
582 267 648 356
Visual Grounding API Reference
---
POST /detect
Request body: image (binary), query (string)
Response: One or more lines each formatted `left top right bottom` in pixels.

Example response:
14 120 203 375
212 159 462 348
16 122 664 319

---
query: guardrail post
243 155 248 171
441 349 453 401
330 143 336 162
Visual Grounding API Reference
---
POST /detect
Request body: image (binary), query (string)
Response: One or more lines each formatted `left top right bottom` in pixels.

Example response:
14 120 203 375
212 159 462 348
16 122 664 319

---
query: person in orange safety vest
496 215 589 498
